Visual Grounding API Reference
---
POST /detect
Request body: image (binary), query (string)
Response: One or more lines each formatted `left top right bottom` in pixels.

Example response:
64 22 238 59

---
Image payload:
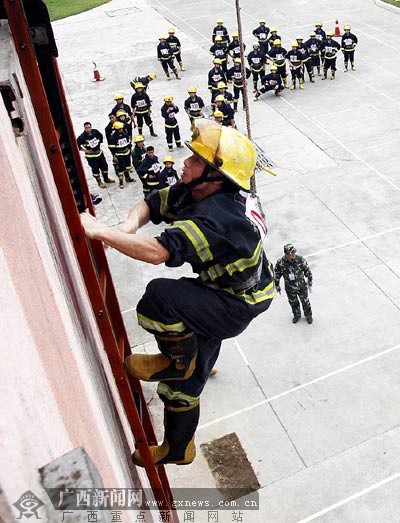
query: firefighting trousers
310 54 321 67
343 50 355 64
276 63 287 79
290 67 304 80
324 57 337 72
136 112 153 131
165 125 182 148
86 151 108 175
136 277 272 407
251 69 265 87
115 153 132 175
161 59 175 75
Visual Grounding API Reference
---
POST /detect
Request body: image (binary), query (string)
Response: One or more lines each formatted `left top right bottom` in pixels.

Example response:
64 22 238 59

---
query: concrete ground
54 0 400 521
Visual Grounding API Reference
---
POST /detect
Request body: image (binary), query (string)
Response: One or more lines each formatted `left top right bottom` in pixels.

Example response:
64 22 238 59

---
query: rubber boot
138 127 143 135
317 66 321 76
330 71 335 80
176 141 184 148
309 72 315 83
124 331 198 382
102 172 115 183
233 102 238 112
306 316 313 324
322 71 327 80
118 175 124 189
253 82 257 93
173 68 181 80
166 73 171 81
344 63 348 72
94 175 106 188
124 171 135 183
179 61 185 71
290 80 296 90
149 124 158 137
299 78 304 90
292 315 301 324
351 62 356 71
284 79 289 89
253 91 260 101
132 402 199 466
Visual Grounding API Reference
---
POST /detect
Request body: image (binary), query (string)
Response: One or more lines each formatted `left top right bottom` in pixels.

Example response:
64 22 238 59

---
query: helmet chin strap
186 163 226 188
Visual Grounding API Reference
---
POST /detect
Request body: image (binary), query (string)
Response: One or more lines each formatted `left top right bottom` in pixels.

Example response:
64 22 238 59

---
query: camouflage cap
284 243 296 254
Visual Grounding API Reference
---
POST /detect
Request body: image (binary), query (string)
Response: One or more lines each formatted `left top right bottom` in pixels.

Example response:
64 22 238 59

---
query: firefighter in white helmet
80 119 274 467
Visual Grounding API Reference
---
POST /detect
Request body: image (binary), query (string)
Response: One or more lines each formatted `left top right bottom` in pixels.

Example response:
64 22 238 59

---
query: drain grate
253 141 275 170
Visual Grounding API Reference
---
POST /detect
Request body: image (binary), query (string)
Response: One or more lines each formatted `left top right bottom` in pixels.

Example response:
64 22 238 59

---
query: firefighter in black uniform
247 43 266 93
341 25 358 71
305 31 322 76
321 31 341 80
136 146 162 198
159 155 179 189
157 36 180 80
213 110 224 124
208 59 227 112
252 19 270 56
161 96 184 151
217 81 234 105
254 64 284 100
130 82 157 137
184 87 205 121
287 41 305 90
77 122 114 188
314 22 326 64
80 119 274 467
167 28 185 71
212 19 230 45
116 110 133 138
296 36 314 82
105 113 118 176
228 32 244 61
111 93 132 117
108 121 133 188
209 36 229 73
130 73 156 93
214 95 236 127
132 134 147 177
227 58 251 112
267 27 280 50
268 39 288 88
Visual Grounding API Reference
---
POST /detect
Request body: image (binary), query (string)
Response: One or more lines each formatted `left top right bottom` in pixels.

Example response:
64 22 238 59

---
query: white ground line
197 343 400 431
354 25 398 52
355 138 400 153
152 0 210 43
122 306 136 314
278 97 400 193
304 225 400 258
188 12 230 22
233 338 250 366
297 472 400 523
346 72 400 108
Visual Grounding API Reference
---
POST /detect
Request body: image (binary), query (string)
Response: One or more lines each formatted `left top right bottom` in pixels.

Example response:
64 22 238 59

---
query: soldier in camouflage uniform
274 244 313 324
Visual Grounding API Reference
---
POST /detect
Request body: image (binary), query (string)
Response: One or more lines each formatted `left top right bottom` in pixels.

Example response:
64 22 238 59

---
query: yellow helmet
326 30 334 37
232 32 239 38
214 111 224 118
116 109 127 117
217 81 227 89
163 155 175 163
134 82 144 89
168 28 175 34
113 122 124 130
270 27 277 32
215 36 223 42
259 19 266 24
213 58 222 65
148 73 157 79
164 95 173 102
270 64 278 71
315 21 323 27
134 134 145 142
344 24 351 30
114 93 124 100
187 86 197 93
310 31 316 37
291 41 299 47
296 35 303 40
234 57 241 64
273 39 281 46
215 94 225 102
216 19 223 24
159 35 166 40
186 119 256 191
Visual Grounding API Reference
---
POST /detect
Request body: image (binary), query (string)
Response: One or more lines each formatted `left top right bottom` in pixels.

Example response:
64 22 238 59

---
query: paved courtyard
54 1 400 521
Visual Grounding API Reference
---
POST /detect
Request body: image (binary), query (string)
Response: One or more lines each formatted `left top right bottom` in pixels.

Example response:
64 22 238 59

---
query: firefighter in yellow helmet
157 36 180 80
321 30 341 80
184 87 205 121
166 28 186 71
212 19 230 46
341 24 358 71
80 119 274 467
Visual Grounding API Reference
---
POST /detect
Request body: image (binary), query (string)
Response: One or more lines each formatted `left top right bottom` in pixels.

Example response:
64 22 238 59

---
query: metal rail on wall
3 0 178 520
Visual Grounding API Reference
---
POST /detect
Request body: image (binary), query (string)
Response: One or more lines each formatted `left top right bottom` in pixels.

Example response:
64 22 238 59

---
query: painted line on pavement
304 225 400 258
297 472 400 522
152 0 210 43
122 306 136 314
354 138 400 153
234 338 250 366
198 343 400 431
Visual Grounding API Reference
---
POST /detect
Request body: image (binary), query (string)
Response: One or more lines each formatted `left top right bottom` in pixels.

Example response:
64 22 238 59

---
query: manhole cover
105 7 141 17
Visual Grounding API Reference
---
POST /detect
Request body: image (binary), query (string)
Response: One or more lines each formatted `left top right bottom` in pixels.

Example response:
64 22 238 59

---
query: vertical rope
235 0 257 196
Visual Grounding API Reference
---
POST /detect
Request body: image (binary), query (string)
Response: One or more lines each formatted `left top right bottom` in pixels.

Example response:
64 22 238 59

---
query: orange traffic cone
334 20 341 37
91 62 105 82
